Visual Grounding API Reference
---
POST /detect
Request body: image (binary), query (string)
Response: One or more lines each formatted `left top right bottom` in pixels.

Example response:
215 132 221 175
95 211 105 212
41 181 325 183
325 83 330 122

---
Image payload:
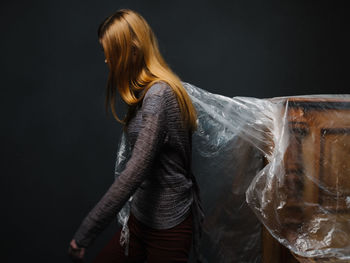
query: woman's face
100 44 136 67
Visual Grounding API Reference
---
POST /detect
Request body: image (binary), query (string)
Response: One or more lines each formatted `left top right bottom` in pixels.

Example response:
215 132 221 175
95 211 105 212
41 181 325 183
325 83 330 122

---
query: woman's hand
68 239 86 262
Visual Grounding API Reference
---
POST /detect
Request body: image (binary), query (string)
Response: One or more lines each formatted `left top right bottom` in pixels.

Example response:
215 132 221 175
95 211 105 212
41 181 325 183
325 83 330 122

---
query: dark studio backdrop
1 0 349 262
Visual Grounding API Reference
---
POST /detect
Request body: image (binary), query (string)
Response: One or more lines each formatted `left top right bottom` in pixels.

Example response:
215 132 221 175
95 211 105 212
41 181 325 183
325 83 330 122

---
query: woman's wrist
74 238 86 249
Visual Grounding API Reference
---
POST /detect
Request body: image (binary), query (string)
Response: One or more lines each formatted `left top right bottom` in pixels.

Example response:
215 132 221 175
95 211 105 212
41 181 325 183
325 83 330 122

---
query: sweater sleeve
73 83 168 248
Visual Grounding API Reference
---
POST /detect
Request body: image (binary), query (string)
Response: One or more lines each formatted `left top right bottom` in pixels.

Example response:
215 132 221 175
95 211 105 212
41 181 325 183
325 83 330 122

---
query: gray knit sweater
73 81 194 248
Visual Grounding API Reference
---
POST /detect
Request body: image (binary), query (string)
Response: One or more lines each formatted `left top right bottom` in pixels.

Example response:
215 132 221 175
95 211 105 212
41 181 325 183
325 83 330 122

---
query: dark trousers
92 211 193 263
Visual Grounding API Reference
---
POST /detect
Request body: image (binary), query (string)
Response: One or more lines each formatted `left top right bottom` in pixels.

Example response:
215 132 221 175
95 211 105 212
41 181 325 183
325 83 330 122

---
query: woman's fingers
68 240 85 262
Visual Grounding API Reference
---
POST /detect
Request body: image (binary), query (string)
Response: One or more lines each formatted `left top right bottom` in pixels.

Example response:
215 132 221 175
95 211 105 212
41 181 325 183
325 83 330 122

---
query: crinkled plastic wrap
114 82 350 262
114 131 133 255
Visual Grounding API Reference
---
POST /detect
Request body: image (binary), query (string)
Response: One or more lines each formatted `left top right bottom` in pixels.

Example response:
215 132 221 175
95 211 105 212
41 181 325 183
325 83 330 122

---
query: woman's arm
72 83 168 248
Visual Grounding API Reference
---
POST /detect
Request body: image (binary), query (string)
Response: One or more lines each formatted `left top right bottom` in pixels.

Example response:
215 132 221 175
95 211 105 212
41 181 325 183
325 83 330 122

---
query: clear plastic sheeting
114 82 350 262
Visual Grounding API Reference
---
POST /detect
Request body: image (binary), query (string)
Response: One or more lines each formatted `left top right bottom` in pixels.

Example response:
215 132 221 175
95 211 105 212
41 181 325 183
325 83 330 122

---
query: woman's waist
134 182 193 204
130 199 193 229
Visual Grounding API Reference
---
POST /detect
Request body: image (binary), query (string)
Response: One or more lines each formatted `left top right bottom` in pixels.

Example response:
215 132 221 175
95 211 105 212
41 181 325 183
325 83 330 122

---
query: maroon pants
92 212 193 263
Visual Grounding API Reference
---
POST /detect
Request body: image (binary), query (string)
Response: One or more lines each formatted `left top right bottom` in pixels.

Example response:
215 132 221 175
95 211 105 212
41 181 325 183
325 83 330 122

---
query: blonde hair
97 9 197 132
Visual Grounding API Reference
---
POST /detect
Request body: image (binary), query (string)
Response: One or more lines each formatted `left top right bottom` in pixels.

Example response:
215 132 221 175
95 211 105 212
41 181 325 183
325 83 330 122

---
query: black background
1 0 349 262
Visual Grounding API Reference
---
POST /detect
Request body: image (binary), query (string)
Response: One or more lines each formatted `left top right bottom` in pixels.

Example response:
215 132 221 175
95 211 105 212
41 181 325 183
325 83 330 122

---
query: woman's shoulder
140 81 174 113
145 81 173 99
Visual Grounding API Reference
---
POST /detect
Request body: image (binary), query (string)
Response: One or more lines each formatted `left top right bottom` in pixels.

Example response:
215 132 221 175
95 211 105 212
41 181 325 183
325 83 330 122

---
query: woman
68 9 204 263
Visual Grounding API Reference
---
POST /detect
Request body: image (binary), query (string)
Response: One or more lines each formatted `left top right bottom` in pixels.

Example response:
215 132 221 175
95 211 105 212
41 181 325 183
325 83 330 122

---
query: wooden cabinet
262 98 350 263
